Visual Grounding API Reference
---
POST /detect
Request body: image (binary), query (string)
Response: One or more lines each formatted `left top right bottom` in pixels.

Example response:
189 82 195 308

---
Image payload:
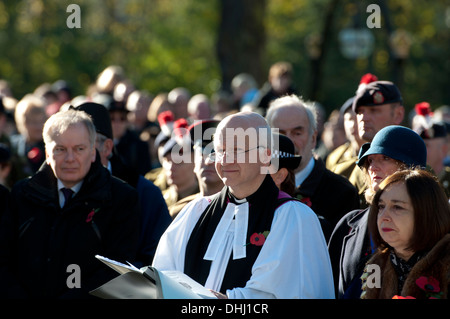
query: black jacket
294 158 360 234
0 155 140 298
328 207 373 298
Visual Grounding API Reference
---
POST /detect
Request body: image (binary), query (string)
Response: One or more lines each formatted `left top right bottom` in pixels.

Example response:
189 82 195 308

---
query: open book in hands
90 255 217 299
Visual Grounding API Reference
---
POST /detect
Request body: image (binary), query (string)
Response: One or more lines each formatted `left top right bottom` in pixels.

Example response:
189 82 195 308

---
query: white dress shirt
57 179 83 208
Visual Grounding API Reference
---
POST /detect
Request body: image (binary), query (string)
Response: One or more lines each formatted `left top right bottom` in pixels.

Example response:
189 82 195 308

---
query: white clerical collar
203 202 249 261
295 157 315 187
228 193 247 205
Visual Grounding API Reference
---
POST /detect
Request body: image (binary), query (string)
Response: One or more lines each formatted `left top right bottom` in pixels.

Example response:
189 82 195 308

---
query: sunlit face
194 146 222 187
269 106 316 172
110 110 128 139
377 182 415 259
162 151 195 189
270 74 291 94
356 104 403 142
424 137 447 174
25 112 46 143
343 110 361 144
213 119 270 199
366 154 400 191
46 123 96 188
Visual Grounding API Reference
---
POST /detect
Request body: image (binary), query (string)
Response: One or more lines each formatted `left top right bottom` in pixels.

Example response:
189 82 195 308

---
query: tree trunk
216 0 267 93
308 0 340 101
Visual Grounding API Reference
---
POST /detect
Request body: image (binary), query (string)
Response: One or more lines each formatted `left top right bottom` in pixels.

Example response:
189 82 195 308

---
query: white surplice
152 195 335 299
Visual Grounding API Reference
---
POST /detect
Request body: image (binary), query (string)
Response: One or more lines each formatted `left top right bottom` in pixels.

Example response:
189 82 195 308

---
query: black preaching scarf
184 174 288 293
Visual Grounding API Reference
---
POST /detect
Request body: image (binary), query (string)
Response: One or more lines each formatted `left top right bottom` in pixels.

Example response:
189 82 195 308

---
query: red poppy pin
415 276 442 299
86 208 100 223
246 231 270 247
393 276 443 299
296 194 312 207
27 147 43 163
392 295 416 299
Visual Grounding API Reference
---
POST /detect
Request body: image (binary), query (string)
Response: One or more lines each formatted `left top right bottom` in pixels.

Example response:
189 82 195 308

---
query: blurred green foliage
0 0 448 116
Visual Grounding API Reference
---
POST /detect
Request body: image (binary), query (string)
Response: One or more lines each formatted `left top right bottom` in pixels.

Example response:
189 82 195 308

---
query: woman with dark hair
328 125 429 298
362 169 450 299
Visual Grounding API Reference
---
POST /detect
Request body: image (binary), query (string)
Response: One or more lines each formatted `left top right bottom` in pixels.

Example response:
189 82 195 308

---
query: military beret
161 118 191 157
188 119 220 152
352 81 403 112
418 121 447 139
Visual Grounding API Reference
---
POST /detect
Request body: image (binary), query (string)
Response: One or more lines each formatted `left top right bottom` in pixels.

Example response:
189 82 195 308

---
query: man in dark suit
266 95 360 239
0 109 140 298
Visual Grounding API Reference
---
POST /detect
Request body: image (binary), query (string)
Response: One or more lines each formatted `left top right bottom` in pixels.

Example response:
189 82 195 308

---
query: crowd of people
0 62 448 299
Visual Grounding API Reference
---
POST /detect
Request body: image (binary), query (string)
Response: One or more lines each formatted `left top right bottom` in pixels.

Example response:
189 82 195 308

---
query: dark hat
356 125 427 168
339 96 355 116
73 102 113 139
161 118 191 157
352 81 403 112
106 100 128 113
272 133 302 170
417 121 447 139
188 120 220 152
413 102 447 139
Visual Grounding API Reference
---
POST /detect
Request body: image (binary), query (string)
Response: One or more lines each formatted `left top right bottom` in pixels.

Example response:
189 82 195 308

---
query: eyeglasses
206 146 261 163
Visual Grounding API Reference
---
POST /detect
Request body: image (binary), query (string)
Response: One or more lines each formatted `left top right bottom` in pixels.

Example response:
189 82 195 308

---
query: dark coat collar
297 157 325 197
21 151 111 206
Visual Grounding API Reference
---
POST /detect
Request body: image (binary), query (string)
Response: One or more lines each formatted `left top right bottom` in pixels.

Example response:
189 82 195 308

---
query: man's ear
310 129 318 150
91 146 96 163
104 139 114 158
393 105 405 125
45 149 50 164
259 146 272 165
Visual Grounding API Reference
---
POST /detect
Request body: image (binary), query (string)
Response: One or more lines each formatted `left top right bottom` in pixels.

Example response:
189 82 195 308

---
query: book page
156 270 217 299
95 255 141 274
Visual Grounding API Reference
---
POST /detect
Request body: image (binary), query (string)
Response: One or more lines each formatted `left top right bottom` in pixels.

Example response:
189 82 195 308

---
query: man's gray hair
266 94 318 136
43 109 97 148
